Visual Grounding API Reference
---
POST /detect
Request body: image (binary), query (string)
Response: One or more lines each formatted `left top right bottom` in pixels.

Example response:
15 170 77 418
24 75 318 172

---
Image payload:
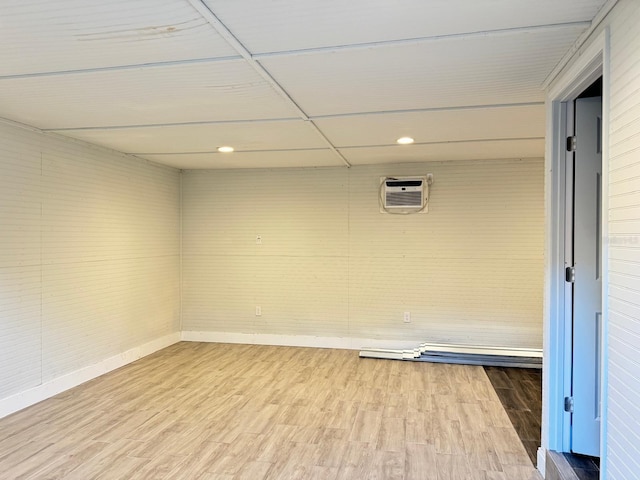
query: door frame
542 28 610 475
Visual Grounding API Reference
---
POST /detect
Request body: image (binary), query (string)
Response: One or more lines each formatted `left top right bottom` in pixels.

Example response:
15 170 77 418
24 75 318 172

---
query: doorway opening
564 77 603 478
543 27 609 480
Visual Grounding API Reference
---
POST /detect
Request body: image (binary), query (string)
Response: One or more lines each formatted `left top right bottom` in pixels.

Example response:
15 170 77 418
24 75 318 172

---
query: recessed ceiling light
217 146 234 153
397 137 414 145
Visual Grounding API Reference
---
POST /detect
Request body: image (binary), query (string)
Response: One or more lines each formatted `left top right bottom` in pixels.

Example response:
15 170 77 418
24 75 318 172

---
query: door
570 95 602 457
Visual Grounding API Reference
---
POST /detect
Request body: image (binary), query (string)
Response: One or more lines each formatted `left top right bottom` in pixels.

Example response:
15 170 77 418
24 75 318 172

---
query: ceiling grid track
0 56 242 81
42 101 546 133
0 22 589 82
126 137 545 156
186 0 352 167
253 21 592 59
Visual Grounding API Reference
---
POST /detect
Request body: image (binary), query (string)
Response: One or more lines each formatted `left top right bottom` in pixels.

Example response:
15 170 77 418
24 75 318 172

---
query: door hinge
565 266 575 283
567 136 577 152
564 396 574 413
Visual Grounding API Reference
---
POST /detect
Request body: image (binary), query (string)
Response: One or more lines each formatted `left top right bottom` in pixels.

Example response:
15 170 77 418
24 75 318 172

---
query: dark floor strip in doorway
483 366 542 465
562 453 600 480
484 366 601 480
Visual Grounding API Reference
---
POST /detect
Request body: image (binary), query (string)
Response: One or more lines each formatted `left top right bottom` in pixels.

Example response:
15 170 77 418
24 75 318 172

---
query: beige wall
182 158 544 349
0 121 181 401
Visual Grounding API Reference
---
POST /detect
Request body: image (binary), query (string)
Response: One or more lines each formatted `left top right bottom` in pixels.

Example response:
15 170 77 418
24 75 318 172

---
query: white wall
0 121 181 409
601 0 640 477
545 0 640 477
182 158 544 349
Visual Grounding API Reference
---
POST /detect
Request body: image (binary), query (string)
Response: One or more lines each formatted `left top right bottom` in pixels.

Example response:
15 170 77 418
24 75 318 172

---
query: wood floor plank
435 453 473 480
488 426 534 467
334 442 375 480
502 464 543 479
63 440 150 480
165 441 228 479
0 441 54 472
134 454 188 480
195 473 234 480
383 392 408 418
348 409 383 444
0 342 541 479
315 439 348 468
366 450 405 480
24 441 110 480
377 417 405 452
405 410 432 445
266 443 322 480
252 424 298 463
405 442 438 480
231 460 273 480
2 444 62 480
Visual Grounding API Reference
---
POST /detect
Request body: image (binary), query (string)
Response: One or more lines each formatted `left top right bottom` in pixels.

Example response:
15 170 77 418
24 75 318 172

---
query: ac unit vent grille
386 191 422 207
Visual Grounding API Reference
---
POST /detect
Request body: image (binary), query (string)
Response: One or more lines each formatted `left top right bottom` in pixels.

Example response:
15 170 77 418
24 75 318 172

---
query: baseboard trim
181 331 422 351
537 446 546 477
0 332 181 420
180 331 544 358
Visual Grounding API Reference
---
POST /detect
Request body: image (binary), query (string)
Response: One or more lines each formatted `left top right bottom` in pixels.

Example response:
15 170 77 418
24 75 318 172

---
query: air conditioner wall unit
380 175 432 213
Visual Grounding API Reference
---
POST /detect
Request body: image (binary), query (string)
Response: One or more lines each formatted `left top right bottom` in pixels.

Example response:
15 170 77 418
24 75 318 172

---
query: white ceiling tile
0 61 299 129
260 26 585 116
315 105 545 147
204 0 605 53
0 0 237 76
0 1 609 169
57 120 328 154
140 150 343 169
341 139 545 165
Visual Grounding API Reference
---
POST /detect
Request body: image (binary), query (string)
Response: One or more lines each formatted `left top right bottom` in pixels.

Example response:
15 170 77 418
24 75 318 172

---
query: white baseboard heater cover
359 342 542 369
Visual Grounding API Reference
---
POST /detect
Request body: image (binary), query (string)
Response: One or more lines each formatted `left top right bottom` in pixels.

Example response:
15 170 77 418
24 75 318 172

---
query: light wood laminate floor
0 342 542 479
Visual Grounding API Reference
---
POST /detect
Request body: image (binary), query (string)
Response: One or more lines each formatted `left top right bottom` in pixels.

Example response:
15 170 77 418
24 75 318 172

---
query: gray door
571 96 602 457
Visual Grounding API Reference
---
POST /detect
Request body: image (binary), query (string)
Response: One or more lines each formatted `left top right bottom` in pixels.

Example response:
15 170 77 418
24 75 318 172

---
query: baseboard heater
359 342 542 369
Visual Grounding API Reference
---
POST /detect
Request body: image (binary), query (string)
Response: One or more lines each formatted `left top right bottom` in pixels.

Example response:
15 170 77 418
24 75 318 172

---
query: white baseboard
181 331 544 359
537 446 546 477
0 332 181 420
181 331 420 351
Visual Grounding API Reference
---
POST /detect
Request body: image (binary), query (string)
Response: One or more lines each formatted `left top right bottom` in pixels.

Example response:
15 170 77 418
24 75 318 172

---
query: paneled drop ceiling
0 0 609 169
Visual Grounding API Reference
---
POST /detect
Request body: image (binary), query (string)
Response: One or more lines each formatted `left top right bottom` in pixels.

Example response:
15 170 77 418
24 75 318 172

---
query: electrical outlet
255 306 262 316
403 311 411 323
256 235 262 245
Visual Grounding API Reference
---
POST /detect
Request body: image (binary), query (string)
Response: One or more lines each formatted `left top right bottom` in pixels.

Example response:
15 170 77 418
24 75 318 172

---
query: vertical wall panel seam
39 151 43 386
347 167 351 337
179 170 184 333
